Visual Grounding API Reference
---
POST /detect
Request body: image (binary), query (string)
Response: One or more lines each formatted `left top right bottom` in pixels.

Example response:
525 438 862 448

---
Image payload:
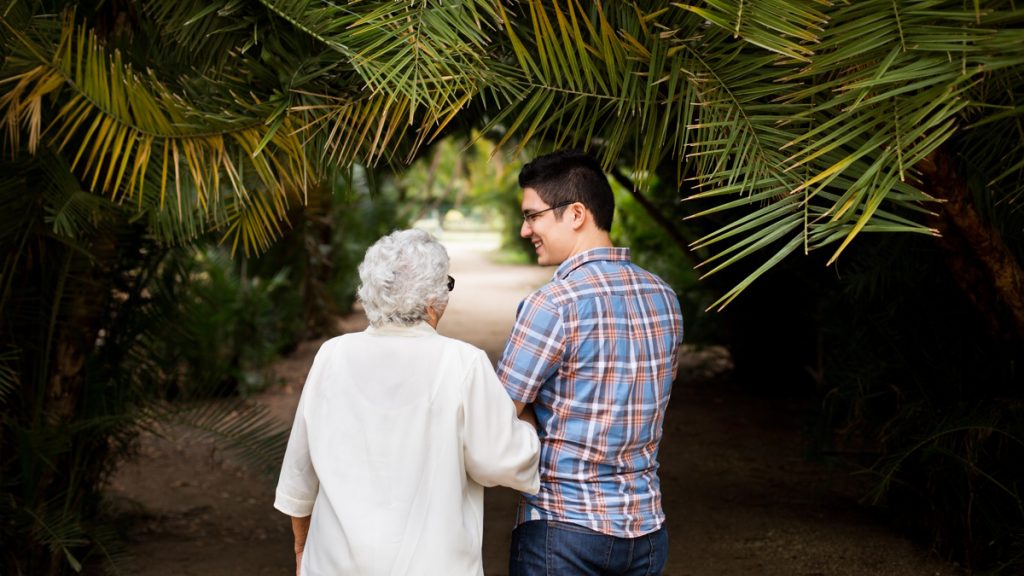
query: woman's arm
291 515 311 576
276 344 330 575
463 350 541 494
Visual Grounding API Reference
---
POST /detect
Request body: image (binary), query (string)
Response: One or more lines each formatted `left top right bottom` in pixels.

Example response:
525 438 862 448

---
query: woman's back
276 324 539 576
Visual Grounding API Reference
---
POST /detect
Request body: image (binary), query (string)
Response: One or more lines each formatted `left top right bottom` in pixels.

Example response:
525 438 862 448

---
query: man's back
498 247 684 537
505 148 682 575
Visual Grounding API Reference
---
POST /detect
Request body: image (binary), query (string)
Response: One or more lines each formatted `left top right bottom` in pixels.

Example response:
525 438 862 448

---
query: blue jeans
509 520 668 576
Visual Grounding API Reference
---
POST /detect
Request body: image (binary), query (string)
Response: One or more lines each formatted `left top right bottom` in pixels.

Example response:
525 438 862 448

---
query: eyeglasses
447 275 455 291
522 201 575 225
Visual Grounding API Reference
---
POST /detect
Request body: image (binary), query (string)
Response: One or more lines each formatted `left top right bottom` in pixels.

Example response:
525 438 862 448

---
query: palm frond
672 0 829 62
41 152 115 240
23 505 90 573
290 89 419 167
142 0 263 71
778 2 1024 261
0 9 312 253
219 183 293 256
145 398 290 477
488 1 707 181
262 0 510 161
961 64 1024 207
671 1 1024 304
0 347 18 406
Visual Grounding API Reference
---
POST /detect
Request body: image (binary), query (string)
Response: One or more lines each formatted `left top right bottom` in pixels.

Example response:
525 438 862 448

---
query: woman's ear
425 304 443 328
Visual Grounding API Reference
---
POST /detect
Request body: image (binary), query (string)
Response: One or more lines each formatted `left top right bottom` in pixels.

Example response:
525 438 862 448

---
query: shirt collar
365 322 437 337
554 247 631 280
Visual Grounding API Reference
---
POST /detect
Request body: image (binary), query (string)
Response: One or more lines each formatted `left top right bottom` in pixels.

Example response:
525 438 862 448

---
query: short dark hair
518 149 614 231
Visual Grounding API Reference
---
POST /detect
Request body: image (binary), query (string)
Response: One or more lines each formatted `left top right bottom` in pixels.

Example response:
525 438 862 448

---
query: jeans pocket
643 526 669 576
545 522 614 575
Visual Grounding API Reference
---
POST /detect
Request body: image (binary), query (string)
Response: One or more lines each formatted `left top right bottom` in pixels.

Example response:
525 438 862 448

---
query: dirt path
107 233 959 576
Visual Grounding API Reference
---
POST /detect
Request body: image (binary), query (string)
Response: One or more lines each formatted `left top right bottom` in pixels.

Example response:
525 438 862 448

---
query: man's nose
520 220 531 238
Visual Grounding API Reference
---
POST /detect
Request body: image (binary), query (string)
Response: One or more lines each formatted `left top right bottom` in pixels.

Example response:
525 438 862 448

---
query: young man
497 149 685 575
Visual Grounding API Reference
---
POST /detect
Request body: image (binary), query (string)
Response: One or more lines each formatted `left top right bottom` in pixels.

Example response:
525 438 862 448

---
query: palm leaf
0 9 312 254
673 0 828 62
489 2 708 181
142 0 263 71
668 1 1024 304
0 348 18 406
24 506 89 573
144 398 291 477
262 0 511 162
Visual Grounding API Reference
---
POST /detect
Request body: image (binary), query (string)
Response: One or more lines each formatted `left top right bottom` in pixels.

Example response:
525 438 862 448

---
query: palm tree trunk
36 237 117 576
918 147 1024 348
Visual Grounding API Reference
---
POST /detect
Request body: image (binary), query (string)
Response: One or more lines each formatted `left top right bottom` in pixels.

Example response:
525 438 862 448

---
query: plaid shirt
497 247 683 537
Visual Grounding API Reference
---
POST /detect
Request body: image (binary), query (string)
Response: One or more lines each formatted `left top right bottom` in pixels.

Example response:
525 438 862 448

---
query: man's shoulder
626 262 678 294
527 276 588 308
526 258 678 308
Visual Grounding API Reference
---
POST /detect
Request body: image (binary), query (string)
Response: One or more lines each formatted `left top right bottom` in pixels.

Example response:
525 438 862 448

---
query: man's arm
291 515 311 576
498 293 562 429
514 400 538 428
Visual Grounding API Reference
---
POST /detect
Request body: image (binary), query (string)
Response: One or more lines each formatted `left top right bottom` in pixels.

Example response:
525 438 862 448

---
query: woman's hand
291 515 311 576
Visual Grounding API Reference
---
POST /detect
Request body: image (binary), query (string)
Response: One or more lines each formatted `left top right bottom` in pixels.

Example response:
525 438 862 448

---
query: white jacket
275 323 540 576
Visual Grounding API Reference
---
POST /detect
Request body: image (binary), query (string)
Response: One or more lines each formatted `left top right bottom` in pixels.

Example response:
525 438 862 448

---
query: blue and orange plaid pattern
498 247 684 538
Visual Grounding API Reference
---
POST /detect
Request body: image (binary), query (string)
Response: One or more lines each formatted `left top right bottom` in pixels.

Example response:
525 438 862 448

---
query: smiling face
520 187 575 266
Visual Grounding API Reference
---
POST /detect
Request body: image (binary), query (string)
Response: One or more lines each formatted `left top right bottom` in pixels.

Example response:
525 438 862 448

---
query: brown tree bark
917 147 1024 348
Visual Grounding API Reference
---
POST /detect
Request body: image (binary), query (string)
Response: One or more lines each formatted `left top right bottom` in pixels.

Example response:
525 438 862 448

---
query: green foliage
5 1 1024 301
816 233 1024 573
487 1 1024 308
247 165 408 337
325 167 409 316
146 246 303 398
0 150 150 573
0 4 313 256
395 133 530 255
0 150 293 575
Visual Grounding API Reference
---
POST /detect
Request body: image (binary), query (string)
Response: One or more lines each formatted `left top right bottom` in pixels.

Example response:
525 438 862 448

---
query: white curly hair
357 229 451 327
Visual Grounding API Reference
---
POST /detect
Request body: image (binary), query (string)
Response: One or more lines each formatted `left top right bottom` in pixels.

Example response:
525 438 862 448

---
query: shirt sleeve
273 343 329 517
496 292 565 403
462 349 540 494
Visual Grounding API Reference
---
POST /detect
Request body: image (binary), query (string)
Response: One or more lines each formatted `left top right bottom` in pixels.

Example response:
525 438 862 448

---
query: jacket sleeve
273 344 329 517
462 349 541 494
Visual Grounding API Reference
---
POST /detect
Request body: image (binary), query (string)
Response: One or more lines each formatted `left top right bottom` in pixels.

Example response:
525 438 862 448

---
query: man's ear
569 202 587 230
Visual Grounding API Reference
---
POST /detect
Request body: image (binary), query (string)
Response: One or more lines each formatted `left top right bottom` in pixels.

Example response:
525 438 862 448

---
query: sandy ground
106 233 960 576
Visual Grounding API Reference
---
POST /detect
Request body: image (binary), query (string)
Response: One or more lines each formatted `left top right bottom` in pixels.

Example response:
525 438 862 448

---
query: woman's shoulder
305 332 368 365
316 333 353 351
433 333 487 360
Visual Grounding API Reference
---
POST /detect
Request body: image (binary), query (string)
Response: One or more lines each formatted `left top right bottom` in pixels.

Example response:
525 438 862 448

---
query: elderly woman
274 229 540 576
